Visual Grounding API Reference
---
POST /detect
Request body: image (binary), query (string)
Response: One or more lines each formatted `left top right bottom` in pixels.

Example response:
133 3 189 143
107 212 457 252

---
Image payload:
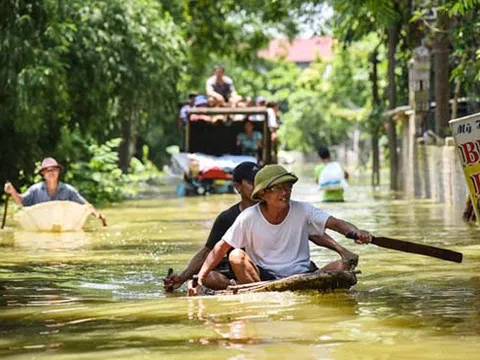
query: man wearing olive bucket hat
4 157 107 226
189 164 371 295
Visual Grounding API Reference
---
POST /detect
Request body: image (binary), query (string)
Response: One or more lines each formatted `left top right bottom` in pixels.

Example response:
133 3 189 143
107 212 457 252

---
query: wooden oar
1 195 9 230
346 232 463 263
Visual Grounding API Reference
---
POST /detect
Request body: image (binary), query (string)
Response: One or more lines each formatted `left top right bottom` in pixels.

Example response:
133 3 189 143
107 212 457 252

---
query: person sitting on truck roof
244 96 254 107
236 119 263 158
190 95 227 123
206 65 241 107
177 92 197 129
189 95 212 122
231 95 255 121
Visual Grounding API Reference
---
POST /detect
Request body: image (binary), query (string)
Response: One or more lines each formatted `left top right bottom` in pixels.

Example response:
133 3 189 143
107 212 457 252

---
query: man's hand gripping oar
2 181 12 230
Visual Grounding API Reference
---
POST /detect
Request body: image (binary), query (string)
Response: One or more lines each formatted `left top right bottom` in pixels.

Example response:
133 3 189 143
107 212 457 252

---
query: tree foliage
0 0 185 189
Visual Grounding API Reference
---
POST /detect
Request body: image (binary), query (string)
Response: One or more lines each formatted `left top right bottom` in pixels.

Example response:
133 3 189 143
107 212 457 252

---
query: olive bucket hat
251 164 298 200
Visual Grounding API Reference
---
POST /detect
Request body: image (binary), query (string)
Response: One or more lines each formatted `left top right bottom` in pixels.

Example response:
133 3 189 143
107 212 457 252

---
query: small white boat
15 201 92 232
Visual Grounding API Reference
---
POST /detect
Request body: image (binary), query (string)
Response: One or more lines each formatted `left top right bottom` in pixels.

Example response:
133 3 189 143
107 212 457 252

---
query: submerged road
0 165 479 359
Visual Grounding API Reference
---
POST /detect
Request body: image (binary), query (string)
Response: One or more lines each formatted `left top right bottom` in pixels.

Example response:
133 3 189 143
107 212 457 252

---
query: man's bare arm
308 233 357 261
325 216 372 244
164 246 211 292
197 240 231 285
180 246 211 282
4 182 23 206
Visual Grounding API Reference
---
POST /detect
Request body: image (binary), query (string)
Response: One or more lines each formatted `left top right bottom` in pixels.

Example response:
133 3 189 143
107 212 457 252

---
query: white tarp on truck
171 152 257 177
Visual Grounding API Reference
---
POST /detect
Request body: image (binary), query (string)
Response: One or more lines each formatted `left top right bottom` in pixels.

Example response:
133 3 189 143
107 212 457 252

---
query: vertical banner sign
449 112 480 222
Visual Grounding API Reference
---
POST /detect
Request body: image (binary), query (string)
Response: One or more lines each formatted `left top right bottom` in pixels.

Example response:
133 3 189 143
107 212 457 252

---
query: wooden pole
185 115 191 153
1 195 9 229
262 114 268 165
265 115 272 164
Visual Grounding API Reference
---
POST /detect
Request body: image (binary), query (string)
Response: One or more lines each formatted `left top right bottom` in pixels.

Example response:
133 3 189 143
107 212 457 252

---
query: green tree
331 0 412 190
277 44 372 152
0 0 185 187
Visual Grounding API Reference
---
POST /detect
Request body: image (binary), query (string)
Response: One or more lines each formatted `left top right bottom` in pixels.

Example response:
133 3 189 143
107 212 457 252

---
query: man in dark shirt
164 161 259 291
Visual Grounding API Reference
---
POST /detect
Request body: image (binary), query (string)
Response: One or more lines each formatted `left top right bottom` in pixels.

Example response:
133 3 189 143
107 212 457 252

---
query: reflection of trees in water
187 297 260 348
356 282 477 333
186 292 360 348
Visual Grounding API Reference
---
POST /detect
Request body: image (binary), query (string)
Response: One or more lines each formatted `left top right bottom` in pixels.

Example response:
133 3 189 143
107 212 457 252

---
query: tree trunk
387 22 400 191
119 106 138 172
451 76 461 120
434 10 451 137
370 46 381 187
371 134 380 186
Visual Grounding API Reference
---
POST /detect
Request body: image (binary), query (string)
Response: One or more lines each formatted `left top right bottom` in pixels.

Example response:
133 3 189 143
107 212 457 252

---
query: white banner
449 112 480 221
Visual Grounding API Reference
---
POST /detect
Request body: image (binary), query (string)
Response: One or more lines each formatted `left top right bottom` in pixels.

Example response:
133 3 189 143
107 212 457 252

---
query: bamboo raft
205 270 359 296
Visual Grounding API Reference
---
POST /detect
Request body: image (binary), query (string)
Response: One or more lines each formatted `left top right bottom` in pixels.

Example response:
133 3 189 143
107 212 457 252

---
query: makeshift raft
14 201 92 232
206 270 359 295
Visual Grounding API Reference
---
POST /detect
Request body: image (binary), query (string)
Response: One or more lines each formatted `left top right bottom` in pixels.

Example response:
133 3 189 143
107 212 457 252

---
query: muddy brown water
0 169 479 359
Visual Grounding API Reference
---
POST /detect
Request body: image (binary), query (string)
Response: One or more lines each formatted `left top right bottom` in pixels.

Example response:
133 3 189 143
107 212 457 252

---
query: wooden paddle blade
345 232 463 263
372 237 463 263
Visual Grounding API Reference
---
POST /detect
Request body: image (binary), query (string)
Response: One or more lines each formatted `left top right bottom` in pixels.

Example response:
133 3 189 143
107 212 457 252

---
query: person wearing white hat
4 157 106 226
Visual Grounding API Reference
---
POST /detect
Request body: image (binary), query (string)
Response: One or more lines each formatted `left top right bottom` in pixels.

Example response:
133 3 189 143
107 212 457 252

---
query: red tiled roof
258 36 333 63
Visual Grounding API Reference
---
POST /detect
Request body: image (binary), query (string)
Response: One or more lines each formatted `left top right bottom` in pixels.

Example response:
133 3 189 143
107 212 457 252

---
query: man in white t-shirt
189 165 372 295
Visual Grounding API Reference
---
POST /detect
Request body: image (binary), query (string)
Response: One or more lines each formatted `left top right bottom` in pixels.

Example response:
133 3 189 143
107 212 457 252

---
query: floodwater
0 168 479 360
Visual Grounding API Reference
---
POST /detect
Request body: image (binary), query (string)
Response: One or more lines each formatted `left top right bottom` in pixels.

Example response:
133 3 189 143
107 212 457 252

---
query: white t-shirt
223 200 331 278
318 162 348 190
205 75 236 98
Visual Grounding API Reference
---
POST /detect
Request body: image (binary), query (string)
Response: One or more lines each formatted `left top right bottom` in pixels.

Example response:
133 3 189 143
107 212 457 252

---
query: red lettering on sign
458 141 480 165
470 172 480 196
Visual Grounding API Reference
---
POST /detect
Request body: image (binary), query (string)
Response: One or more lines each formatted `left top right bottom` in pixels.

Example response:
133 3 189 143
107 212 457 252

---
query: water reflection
13 231 89 251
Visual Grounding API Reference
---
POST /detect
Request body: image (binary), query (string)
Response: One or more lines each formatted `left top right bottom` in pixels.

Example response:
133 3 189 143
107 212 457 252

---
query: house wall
399 112 468 205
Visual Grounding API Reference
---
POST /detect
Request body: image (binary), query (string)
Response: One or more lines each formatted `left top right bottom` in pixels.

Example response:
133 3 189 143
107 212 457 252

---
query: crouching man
189 165 371 296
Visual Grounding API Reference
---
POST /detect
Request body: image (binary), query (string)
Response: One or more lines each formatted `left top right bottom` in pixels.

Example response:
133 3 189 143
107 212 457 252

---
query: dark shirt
205 203 241 249
213 83 231 102
206 75 235 102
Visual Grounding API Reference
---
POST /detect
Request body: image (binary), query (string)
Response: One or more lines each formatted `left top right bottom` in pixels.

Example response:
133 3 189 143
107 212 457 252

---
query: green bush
64 138 128 205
